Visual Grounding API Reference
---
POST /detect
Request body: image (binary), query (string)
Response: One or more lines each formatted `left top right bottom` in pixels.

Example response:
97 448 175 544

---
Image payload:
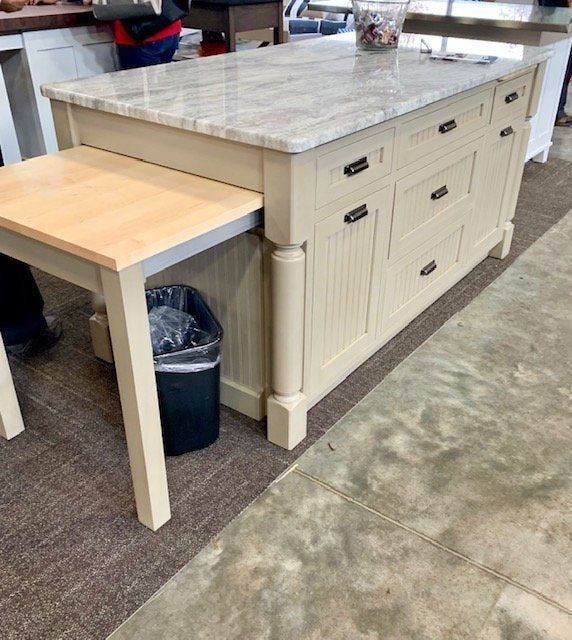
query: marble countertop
307 1 572 34
42 33 551 153
406 1 572 34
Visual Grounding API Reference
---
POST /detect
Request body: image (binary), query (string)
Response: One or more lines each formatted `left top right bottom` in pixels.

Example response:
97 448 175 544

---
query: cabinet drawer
316 128 394 209
397 89 492 169
381 217 469 334
471 117 524 257
390 138 482 260
311 186 392 391
492 71 534 123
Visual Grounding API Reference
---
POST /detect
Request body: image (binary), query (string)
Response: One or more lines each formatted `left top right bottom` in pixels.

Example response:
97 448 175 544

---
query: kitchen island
1 33 550 528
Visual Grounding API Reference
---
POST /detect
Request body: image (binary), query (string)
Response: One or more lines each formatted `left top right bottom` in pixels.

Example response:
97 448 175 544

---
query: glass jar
352 0 410 52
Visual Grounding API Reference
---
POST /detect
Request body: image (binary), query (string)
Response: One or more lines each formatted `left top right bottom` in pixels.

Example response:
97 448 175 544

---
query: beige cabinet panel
397 89 492 169
311 186 392 392
471 119 524 258
381 215 469 336
391 138 482 260
315 128 394 209
492 71 534 124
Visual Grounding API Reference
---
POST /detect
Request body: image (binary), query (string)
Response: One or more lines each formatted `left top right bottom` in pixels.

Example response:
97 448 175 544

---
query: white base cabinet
1 25 117 162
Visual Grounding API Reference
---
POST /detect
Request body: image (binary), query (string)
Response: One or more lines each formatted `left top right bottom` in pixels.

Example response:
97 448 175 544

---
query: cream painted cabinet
381 212 470 338
310 186 392 391
471 117 525 258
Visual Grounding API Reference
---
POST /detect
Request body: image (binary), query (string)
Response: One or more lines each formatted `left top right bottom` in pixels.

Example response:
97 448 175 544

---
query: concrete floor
107 209 572 639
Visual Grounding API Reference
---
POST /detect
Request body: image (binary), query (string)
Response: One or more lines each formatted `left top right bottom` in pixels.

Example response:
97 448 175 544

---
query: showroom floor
1 101 571 640
109 211 572 640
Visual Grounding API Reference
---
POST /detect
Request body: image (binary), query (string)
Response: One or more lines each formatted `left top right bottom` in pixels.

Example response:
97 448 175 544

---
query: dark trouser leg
0 254 46 346
556 48 572 121
116 35 180 70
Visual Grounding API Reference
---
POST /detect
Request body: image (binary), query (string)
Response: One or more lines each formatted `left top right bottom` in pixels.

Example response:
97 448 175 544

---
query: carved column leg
267 243 307 450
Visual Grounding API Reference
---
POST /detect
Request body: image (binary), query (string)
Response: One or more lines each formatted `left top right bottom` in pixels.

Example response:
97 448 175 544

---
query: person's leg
159 34 180 64
555 49 572 124
0 254 46 346
117 35 180 70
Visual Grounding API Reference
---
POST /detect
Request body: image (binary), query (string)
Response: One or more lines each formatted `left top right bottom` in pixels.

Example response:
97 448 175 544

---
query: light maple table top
0 146 263 271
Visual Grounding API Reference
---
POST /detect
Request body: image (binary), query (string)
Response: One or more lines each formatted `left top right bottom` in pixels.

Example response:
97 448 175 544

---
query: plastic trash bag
146 286 223 374
148 306 209 355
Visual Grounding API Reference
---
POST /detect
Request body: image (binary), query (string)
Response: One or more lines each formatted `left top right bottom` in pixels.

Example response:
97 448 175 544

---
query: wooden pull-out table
0 146 263 530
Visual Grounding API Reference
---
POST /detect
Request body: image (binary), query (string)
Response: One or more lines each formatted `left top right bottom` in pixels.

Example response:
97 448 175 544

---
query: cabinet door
471 118 524 257
23 27 117 155
310 186 391 393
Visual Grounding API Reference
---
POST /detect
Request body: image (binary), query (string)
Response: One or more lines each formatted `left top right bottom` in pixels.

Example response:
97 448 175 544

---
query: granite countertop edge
41 46 552 155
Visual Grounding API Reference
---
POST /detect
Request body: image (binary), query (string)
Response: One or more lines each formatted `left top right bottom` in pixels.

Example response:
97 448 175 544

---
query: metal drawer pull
500 126 514 138
505 92 519 104
420 260 437 276
344 156 369 176
431 185 449 201
344 204 369 224
438 119 457 134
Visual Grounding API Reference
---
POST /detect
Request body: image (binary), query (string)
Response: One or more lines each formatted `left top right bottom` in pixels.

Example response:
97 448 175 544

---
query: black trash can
146 286 223 456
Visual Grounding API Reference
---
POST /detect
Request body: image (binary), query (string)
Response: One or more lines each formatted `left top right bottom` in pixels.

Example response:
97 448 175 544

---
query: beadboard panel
471 119 523 258
391 138 481 259
382 217 468 335
147 232 266 418
397 89 492 168
311 187 391 392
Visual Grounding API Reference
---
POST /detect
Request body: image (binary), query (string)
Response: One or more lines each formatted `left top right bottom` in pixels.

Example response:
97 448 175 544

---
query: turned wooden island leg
0 334 25 440
100 264 171 531
267 243 307 450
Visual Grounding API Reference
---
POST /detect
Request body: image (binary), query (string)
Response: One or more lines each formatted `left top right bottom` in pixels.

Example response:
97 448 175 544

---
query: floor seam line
294 468 572 616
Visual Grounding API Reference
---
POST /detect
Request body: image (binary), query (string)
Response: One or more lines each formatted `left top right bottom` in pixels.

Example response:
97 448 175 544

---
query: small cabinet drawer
491 71 534 123
316 128 394 209
381 217 469 335
311 186 392 392
390 138 482 259
397 89 492 169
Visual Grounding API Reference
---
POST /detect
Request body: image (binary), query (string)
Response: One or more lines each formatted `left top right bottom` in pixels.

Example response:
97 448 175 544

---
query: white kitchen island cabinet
40 34 549 461
0 6 117 163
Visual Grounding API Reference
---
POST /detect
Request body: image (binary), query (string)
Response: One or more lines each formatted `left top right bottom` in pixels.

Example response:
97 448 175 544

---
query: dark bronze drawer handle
420 260 437 276
505 92 519 104
431 185 449 201
344 204 368 224
500 126 514 138
439 119 457 134
344 157 369 177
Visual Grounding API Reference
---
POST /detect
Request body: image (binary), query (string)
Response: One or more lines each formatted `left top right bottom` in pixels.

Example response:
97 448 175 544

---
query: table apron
0 227 103 294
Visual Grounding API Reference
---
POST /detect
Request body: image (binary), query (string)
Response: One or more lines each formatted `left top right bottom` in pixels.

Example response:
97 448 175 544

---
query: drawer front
397 89 492 169
492 71 534 123
391 138 482 260
311 186 392 390
381 218 468 334
316 128 394 209
471 118 524 256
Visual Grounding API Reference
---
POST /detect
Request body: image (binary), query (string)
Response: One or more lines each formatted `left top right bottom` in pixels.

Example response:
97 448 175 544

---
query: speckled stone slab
41 34 551 153
107 471 571 640
299 213 572 610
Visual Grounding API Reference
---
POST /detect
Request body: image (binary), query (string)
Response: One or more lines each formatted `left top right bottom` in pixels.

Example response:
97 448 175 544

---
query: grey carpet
1 157 570 640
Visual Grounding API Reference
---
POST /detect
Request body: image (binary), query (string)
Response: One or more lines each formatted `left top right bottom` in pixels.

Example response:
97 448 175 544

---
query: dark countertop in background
0 4 98 36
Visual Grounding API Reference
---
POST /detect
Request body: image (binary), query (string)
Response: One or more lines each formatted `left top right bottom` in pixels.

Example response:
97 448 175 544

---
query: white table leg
0 63 22 165
266 243 307 450
0 332 25 440
100 264 171 531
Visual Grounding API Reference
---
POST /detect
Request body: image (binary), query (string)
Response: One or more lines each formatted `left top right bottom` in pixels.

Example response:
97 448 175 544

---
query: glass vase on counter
352 0 410 52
